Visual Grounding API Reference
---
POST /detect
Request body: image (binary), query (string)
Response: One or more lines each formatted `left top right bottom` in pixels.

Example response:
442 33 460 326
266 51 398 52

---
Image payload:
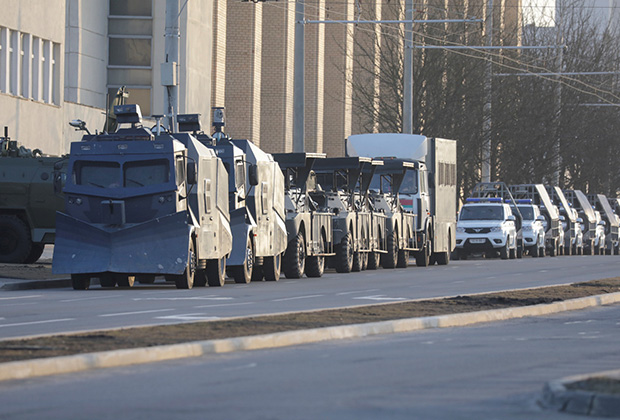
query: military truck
564 189 599 255
508 184 562 256
346 133 457 266
366 159 418 268
53 104 233 289
271 152 335 278
181 109 287 283
545 186 578 256
587 193 619 255
0 127 65 264
310 157 381 273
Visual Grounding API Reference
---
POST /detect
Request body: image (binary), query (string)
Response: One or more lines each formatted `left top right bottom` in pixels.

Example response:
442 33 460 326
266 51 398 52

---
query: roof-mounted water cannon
114 104 143 128
211 107 229 144
177 113 201 134
69 119 91 135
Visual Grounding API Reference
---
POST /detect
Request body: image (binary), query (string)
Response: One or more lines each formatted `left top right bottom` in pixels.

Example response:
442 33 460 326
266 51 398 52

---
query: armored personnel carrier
53 105 232 289
272 152 334 278
0 127 65 263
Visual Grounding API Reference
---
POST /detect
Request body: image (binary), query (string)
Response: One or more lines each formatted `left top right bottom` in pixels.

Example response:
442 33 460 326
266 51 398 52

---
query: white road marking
61 295 122 303
539 270 549 273
353 295 407 301
272 294 324 302
193 302 254 309
156 314 220 321
565 320 594 325
223 363 257 371
99 309 175 317
132 296 234 301
336 289 379 296
0 295 42 300
0 318 75 328
451 280 465 284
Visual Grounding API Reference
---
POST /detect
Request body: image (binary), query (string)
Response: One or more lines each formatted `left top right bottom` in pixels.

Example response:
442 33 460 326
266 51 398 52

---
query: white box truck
346 133 457 266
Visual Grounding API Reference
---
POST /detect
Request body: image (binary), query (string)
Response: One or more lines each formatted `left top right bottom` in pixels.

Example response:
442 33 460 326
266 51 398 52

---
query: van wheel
0 215 32 263
335 233 354 273
500 242 509 260
206 256 227 287
283 233 305 278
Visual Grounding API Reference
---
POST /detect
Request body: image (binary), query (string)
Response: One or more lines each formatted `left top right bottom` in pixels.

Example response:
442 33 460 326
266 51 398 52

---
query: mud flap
53 211 191 275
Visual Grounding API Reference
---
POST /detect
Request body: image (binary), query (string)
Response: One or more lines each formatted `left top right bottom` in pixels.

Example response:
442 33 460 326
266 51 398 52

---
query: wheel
500 241 509 260
99 273 117 288
305 237 326 278
509 245 516 259
366 252 380 270
206 256 227 287
352 251 363 272
415 243 431 267
71 274 90 290
516 245 523 259
175 240 196 289
361 251 368 270
24 243 45 264
136 275 156 284
117 275 135 288
396 248 409 268
538 245 545 258
381 231 398 269
194 270 208 287
232 236 254 284
283 233 305 278
251 264 264 281
263 253 282 281
0 215 32 263
335 232 354 273
565 243 572 256
435 247 451 265
457 249 468 260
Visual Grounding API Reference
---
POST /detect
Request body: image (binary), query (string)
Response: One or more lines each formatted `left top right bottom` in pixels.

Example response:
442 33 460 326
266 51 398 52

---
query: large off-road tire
435 249 450 265
263 253 282 281
24 243 45 264
500 241 509 260
305 238 325 278
0 215 32 264
283 233 305 279
232 237 254 284
335 233 354 273
206 256 227 287
381 231 398 269
366 252 380 270
415 243 431 267
352 251 363 272
71 274 90 290
396 248 409 268
175 240 196 289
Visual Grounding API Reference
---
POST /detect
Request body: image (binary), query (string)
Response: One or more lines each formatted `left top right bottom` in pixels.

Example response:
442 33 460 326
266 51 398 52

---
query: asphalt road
1 255 619 340
1 301 618 419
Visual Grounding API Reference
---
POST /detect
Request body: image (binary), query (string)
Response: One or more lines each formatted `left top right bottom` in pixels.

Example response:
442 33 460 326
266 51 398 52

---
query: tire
509 245 516 259
396 248 409 268
500 241 509 260
232 237 254 284
366 252 380 270
435 249 451 265
24 243 45 264
117 275 135 288
206 256 227 287
0 215 32 263
335 232 354 273
565 243 572 256
283 233 305 279
381 231 398 269
194 270 208 287
175 240 196 289
352 251 363 272
361 251 368 270
516 245 523 259
136 275 155 284
71 274 90 290
99 273 117 288
415 243 431 267
305 237 325 278
263 253 282 281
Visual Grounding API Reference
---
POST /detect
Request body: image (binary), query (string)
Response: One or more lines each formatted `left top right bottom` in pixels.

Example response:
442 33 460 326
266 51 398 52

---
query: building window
0 25 59 105
108 0 153 116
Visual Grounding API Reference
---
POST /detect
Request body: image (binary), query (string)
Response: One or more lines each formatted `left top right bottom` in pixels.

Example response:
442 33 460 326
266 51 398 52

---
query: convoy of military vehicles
2 103 619 290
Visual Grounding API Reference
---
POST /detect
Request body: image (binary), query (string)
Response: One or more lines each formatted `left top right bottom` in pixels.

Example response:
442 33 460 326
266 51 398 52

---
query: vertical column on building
322 0 354 157
260 1 295 153
0 27 9 93
211 0 227 113
351 0 382 135
21 33 32 99
225 1 262 145
304 0 325 153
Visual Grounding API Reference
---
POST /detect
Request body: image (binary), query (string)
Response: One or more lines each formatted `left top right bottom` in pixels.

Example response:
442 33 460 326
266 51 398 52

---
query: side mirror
576 217 583 223
248 164 259 186
536 215 546 222
506 215 516 222
559 215 565 221
598 220 606 226
187 161 197 185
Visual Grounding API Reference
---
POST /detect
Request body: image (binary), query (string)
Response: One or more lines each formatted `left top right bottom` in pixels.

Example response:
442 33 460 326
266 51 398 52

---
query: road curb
541 369 620 417
1 291 620 382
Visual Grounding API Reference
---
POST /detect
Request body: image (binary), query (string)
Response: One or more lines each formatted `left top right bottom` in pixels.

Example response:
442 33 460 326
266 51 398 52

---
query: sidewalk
0 246 72 290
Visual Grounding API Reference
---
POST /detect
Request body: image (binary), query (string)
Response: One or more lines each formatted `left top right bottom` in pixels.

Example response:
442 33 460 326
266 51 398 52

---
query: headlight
456 226 465 233
522 225 532 231
490 226 502 232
